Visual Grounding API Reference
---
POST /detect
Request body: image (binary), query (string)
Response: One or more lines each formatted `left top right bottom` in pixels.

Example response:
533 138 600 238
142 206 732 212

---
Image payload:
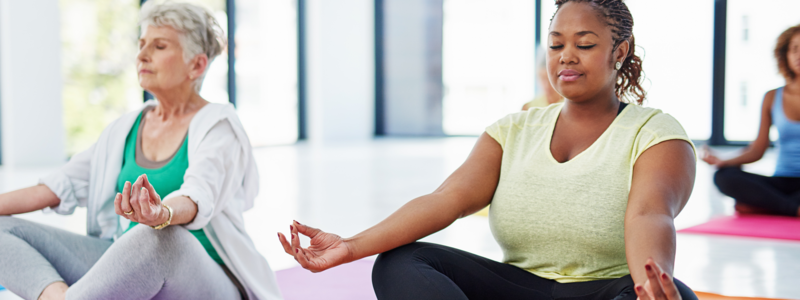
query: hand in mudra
114 174 168 227
635 258 682 300
278 221 354 273
700 145 725 168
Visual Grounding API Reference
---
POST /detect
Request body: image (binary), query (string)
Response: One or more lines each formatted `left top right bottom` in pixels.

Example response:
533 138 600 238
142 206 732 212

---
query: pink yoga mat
275 259 377 300
678 215 800 241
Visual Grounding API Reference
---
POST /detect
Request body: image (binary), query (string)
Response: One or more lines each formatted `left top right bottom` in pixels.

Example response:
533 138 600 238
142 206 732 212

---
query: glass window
60 0 142 155
442 0 536 135
235 0 299 146
725 0 800 142
626 0 714 141
540 0 715 141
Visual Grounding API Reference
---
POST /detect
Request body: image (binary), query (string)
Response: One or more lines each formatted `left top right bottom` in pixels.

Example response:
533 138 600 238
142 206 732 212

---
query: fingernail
291 234 295 240
661 273 668 280
294 220 301 225
295 248 299 253
645 264 652 271
277 233 281 238
290 225 294 231
635 285 643 292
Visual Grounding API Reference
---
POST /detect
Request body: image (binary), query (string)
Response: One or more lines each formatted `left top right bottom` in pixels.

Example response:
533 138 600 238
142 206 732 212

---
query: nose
559 45 578 65
137 45 150 64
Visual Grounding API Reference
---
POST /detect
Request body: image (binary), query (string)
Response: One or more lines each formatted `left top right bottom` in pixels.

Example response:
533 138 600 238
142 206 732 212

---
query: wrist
342 237 361 263
150 204 173 229
158 207 170 225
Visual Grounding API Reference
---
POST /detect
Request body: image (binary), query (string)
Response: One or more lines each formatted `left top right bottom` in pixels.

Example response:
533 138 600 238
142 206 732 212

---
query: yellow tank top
485 103 695 283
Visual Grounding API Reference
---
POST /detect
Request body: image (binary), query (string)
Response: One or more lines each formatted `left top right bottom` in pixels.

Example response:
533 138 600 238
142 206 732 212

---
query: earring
615 61 622 70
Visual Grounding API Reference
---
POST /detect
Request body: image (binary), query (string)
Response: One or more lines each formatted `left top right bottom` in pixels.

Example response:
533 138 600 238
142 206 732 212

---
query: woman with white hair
0 2 281 299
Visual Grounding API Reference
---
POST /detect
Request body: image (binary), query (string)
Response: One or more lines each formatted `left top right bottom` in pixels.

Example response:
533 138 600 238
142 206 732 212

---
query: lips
558 69 582 82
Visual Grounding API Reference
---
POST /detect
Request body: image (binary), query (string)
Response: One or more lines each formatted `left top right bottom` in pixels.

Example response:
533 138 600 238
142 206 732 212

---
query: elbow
626 209 675 228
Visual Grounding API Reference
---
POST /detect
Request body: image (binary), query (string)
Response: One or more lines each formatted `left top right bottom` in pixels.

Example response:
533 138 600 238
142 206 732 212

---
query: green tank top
117 111 224 265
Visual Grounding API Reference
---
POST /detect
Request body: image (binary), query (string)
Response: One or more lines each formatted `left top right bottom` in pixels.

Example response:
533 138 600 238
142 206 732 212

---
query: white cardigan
40 101 283 300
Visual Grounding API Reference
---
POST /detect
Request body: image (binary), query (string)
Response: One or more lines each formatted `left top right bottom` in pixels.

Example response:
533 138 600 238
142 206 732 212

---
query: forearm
0 185 60 215
162 196 198 226
625 213 676 285
722 143 767 166
345 192 462 262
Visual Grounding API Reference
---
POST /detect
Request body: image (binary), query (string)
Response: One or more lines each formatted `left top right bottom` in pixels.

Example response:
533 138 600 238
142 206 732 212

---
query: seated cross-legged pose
279 1 698 299
0 2 281 300
703 24 800 218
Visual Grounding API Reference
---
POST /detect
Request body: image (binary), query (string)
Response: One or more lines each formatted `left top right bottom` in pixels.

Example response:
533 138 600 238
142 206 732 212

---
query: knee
118 225 192 256
373 242 431 280
713 167 742 191
674 278 698 300
0 216 29 233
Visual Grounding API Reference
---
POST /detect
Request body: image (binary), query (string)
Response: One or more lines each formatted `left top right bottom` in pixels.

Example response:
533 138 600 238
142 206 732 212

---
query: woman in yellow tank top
279 1 697 299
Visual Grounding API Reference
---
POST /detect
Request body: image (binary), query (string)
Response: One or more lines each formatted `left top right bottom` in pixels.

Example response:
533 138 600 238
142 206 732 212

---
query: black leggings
714 167 800 216
372 242 697 300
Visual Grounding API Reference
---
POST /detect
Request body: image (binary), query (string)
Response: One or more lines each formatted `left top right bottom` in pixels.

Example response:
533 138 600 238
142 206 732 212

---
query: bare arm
0 185 60 216
626 140 695 298
703 91 774 167
280 133 503 271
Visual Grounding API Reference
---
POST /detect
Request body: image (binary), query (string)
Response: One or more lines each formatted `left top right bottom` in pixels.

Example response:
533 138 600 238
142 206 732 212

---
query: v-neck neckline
546 103 630 165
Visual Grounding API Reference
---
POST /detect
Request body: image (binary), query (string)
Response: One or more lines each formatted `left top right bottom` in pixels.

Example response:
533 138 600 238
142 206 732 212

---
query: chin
555 88 588 102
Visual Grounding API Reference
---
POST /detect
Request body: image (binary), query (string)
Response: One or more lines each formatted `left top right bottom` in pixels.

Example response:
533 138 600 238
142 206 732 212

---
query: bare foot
38 281 67 300
734 203 772 215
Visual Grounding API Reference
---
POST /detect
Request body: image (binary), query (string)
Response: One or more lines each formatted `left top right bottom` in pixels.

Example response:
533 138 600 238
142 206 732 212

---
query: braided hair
553 0 646 104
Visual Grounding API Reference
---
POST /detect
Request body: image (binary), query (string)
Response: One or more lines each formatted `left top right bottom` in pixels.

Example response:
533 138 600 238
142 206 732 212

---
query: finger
636 284 651 300
645 260 668 300
295 247 313 271
121 181 134 216
114 193 123 216
290 224 301 250
295 220 322 239
659 272 680 300
141 174 160 204
278 233 294 255
139 188 154 221
130 175 144 204
653 262 680 300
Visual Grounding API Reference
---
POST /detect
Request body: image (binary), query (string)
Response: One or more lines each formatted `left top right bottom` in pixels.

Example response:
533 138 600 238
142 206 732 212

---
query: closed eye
550 45 564 50
577 45 596 50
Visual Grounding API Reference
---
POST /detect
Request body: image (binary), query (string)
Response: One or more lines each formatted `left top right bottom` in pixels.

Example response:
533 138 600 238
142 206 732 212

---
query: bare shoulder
764 89 778 105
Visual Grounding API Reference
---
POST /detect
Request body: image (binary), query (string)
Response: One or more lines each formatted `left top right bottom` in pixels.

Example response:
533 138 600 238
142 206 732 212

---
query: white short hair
139 1 226 91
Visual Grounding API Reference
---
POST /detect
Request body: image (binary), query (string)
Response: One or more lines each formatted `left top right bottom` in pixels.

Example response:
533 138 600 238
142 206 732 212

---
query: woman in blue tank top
702 24 800 218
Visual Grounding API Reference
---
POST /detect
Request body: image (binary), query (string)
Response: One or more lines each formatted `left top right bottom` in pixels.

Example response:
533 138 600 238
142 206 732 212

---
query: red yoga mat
678 215 800 241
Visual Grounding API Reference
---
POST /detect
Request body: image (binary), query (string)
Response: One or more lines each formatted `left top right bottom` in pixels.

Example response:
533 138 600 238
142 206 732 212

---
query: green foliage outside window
60 0 142 156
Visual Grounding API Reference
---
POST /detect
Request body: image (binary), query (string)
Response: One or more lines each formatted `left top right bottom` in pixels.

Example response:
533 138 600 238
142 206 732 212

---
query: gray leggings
0 216 240 300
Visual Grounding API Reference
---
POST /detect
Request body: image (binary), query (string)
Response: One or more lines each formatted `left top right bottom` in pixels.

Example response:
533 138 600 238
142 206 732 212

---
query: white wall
0 0 65 166
305 0 375 143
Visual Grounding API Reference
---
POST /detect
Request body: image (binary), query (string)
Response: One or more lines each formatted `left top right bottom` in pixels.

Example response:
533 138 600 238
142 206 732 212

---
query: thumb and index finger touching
294 220 323 239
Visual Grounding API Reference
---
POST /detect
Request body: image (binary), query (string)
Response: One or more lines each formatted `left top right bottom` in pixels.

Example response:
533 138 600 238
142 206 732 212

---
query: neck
786 77 800 92
148 84 207 119
561 89 620 122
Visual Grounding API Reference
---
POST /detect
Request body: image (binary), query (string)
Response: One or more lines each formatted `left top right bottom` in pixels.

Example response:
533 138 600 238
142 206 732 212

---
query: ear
188 54 209 80
614 39 630 66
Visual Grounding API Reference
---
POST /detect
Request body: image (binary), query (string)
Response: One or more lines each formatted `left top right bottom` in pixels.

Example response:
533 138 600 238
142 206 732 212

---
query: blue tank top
771 87 800 177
